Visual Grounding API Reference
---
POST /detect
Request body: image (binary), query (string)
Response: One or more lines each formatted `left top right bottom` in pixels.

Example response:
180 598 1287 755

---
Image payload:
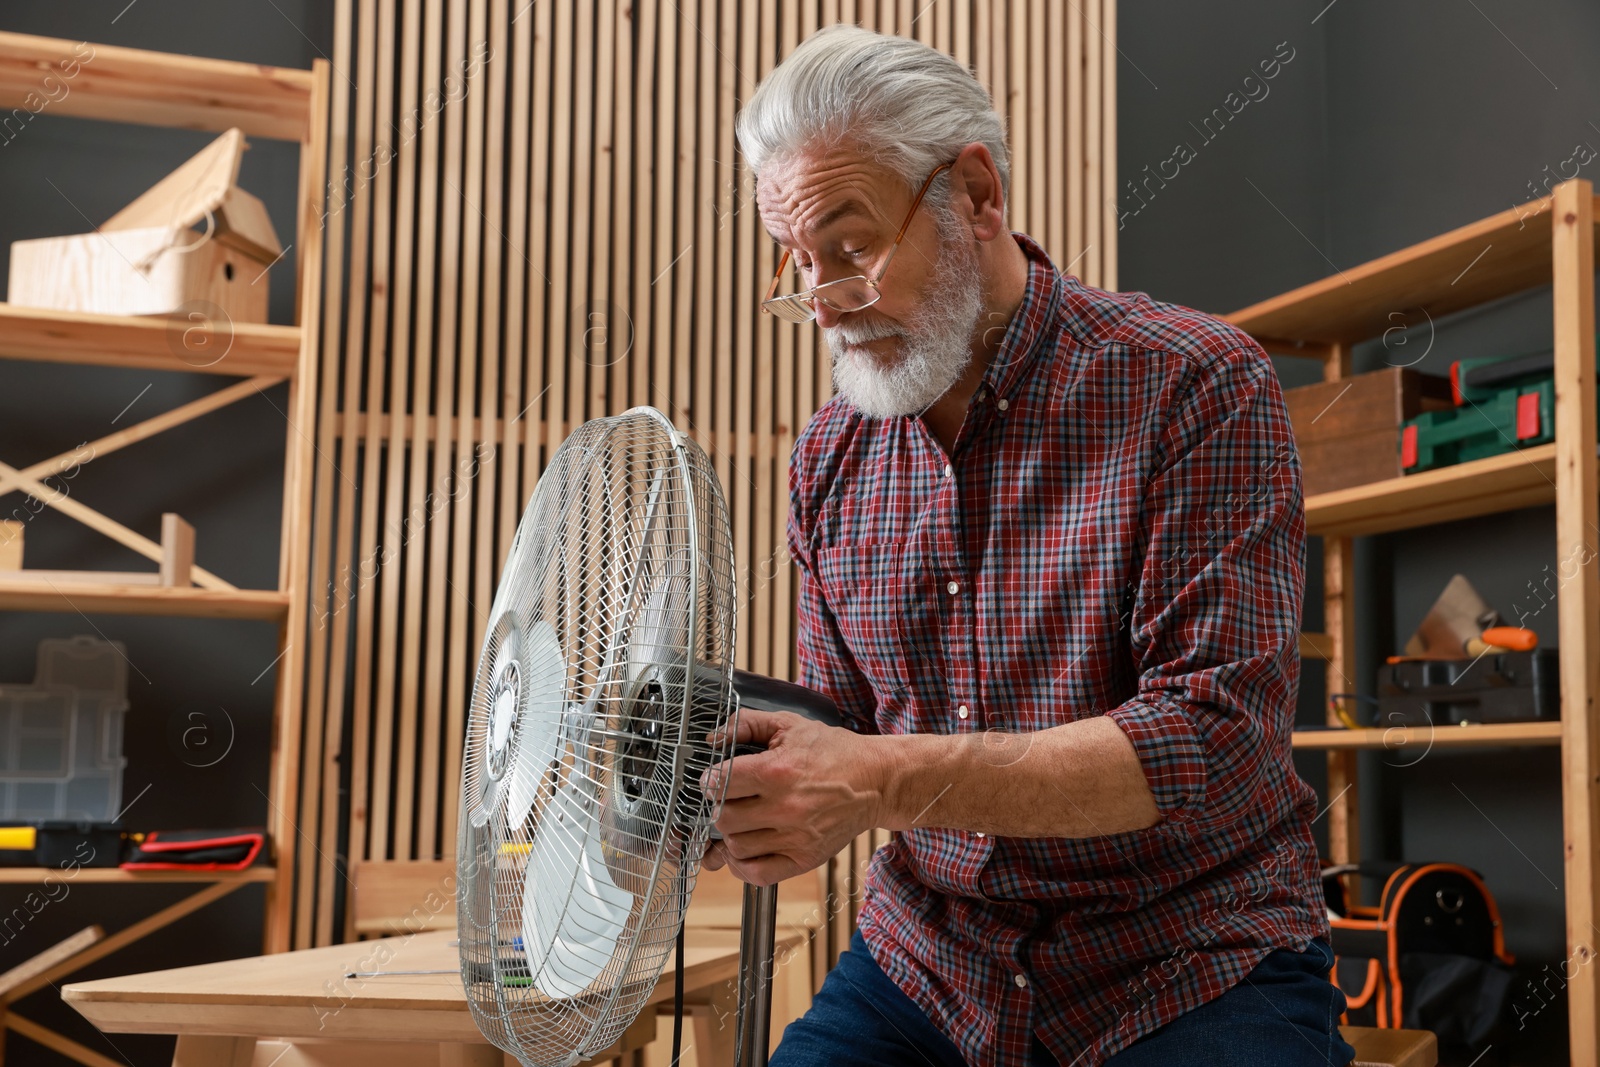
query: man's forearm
866 716 1163 838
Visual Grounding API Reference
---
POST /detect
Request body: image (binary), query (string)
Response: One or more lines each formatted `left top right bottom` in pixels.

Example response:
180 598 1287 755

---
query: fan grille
457 408 737 1066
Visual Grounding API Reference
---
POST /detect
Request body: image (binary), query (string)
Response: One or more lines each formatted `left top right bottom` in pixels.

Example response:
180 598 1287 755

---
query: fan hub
487 660 521 783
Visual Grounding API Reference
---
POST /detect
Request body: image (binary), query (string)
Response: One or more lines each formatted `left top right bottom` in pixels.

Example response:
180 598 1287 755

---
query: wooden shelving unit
0 30 328 1066
1292 721 1564 751
0 867 278 886
1227 178 1599 1060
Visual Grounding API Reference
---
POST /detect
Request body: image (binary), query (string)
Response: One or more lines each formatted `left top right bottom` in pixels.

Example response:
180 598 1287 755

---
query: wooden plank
1005 0 1025 236
63 928 795 1047
1297 631 1333 661
319 0 381 947
462 0 496 777
1319 346 1360 884
713 0 739 504
1082 0 1102 287
408 0 449 866
0 520 20 570
954 0 971 70
0 458 229 592
1343 1026 1438 1067
0 581 287 619
351 0 400 895
368 0 406 876
1026 0 1044 248
159 513 194 587
972 0 989 97
1099 0 1117 290
346 859 453 936
1227 193 1600 346
1044 0 1064 265
693 0 718 454
297 0 353 952
671 0 695 434
172 1035 256 1067
1304 443 1557 539
13 379 275 489
0 926 103 999
1065 1 1083 274
630 0 658 422
2 1012 124 1067
0 867 275 885
376 0 423 869
544 0 575 524
0 31 313 140
1324 535 1360 867
609 0 635 423
1552 178 1600 1066
0 303 300 376
8 880 246 1004
1293 723 1563 751
651 0 679 424
591 0 617 426
440 0 477 859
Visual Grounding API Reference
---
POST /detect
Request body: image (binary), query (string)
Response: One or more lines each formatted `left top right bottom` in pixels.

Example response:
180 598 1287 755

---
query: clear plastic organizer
0 635 129 821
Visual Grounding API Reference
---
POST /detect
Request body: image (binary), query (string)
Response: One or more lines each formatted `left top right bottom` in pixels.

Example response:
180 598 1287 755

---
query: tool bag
1324 862 1515 1062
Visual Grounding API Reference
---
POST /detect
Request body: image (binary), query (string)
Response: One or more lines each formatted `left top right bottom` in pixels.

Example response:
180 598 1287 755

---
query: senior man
700 24 1353 1067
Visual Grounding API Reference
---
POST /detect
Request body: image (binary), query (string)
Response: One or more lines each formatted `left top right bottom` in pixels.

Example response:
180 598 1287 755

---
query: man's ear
949 142 1007 242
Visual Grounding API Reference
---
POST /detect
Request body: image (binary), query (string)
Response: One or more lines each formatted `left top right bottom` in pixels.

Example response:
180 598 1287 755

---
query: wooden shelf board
0 303 300 377
1293 721 1563 750
1305 443 1557 538
1227 195 1600 346
0 31 313 141
0 580 288 620
0 866 275 885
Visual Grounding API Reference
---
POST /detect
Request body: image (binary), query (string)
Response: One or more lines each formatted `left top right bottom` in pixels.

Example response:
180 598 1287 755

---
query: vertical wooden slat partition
292 0 1117 948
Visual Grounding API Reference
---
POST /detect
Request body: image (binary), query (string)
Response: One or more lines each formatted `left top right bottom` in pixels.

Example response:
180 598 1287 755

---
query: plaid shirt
786 234 1328 1067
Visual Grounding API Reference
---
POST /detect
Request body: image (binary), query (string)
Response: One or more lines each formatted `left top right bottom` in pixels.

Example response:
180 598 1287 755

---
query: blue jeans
770 930 1357 1067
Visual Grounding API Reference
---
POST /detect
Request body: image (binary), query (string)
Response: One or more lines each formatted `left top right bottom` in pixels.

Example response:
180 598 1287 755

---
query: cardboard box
1282 367 1454 496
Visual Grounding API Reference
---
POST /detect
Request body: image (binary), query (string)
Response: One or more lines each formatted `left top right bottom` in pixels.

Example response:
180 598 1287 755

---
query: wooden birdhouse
7 128 283 323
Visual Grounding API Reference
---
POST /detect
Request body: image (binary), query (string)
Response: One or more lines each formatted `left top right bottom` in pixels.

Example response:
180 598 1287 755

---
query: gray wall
1120 0 1600 1061
0 4 331 1066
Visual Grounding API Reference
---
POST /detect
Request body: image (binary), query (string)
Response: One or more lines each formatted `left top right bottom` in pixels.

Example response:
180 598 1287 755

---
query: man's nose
813 299 845 329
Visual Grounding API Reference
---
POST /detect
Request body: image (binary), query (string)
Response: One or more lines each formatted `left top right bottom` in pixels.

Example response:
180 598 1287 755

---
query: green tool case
1399 337 1598 474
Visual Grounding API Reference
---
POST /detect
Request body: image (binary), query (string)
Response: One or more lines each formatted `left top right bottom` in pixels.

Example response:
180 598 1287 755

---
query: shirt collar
971 232 1063 409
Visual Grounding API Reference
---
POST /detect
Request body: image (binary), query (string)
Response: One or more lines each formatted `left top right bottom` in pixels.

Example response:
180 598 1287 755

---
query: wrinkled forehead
755 147 908 246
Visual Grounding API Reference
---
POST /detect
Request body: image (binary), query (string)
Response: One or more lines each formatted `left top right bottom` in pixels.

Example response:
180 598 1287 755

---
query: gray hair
735 24 1010 205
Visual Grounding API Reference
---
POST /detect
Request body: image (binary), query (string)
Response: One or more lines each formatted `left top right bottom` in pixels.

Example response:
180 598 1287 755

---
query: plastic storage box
1375 648 1559 727
0 635 129 821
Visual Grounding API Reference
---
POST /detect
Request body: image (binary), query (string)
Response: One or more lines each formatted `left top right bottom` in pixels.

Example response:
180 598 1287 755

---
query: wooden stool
1342 1026 1438 1067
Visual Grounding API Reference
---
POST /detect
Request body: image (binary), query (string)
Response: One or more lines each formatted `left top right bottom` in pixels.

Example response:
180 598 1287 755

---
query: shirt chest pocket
815 542 914 701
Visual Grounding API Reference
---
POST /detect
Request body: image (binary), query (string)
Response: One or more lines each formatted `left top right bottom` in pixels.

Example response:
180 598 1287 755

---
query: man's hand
700 709 886 886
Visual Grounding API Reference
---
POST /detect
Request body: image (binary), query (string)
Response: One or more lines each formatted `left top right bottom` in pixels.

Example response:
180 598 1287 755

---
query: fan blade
521 783 635 1000
627 580 689 681
504 621 568 832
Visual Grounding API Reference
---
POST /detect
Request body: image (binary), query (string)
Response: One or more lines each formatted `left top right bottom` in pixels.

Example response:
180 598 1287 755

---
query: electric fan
457 406 842 1067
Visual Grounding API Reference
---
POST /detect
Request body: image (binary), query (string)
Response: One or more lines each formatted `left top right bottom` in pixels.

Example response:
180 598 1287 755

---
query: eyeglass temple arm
872 162 953 286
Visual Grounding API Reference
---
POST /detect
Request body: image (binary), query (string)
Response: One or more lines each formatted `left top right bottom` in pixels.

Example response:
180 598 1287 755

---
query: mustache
825 317 905 346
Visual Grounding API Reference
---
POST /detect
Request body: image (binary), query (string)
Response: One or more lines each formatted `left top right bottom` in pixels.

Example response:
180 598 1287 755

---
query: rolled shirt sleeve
1107 344 1306 834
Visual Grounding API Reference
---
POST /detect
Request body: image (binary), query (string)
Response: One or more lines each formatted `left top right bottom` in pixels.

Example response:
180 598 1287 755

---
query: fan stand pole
733 881 780 1066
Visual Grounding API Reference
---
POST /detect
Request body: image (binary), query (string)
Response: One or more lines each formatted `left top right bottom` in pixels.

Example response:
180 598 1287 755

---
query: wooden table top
65 926 793 1045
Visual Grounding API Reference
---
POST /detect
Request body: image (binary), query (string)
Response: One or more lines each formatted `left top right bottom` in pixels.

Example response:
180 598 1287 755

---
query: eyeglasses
760 162 953 323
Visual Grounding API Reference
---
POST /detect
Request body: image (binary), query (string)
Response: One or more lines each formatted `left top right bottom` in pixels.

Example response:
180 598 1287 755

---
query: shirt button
997 398 1010 412
943 463 953 477
974 832 986 838
946 581 960 595
1014 973 1028 989
957 705 969 719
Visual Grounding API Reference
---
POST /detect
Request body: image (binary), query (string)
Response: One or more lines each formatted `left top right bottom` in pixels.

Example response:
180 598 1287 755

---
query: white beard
824 212 985 419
